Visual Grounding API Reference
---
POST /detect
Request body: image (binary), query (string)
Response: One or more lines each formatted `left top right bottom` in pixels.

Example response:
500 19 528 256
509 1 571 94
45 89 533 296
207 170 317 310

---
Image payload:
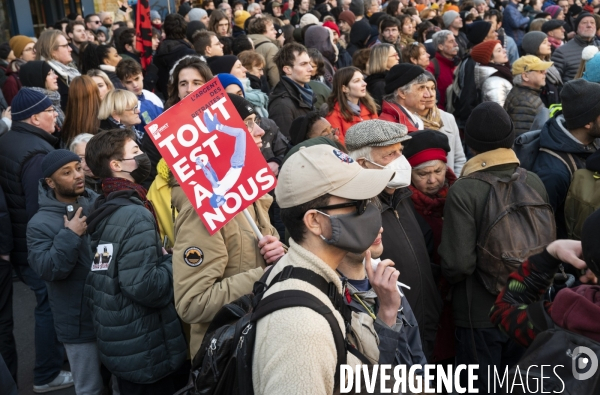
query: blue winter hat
41 149 81 178
217 74 245 97
12 88 53 122
583 47 600 83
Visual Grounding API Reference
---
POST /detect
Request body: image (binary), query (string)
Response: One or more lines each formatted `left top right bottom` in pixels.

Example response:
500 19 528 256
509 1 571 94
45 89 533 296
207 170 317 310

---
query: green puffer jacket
84 189 187 384
503 84 545 136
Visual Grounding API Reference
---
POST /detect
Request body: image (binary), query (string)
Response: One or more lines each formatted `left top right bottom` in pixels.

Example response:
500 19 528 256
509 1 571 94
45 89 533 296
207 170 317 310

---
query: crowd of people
0 0 599 393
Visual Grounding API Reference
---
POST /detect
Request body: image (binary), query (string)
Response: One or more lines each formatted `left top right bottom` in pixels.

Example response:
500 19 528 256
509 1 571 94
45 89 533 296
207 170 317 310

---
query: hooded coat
152 38 195 98
27 182 98 343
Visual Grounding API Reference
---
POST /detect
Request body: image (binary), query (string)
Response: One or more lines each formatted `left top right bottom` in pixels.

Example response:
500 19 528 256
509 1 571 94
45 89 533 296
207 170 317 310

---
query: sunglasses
314 199 370 215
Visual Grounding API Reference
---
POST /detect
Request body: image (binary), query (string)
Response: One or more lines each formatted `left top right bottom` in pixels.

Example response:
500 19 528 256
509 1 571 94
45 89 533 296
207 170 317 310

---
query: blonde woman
86 69 114 100
366 43 398 107
35 30 81 108
98 89 141 131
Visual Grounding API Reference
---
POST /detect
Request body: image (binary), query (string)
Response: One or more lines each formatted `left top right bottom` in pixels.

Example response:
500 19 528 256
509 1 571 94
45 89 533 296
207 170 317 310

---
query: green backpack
564 169 600 240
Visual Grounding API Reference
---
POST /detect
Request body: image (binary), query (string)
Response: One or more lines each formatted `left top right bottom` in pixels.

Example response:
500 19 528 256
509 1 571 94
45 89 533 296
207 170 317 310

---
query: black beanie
228 93 256 121
41 149 81 178
186 20 204 42
0 42 10 60
561 79 600 129
542 19 566 34
467 20 492 45
289 114 313 145
582 208 600 277
349 19 371 48
207 55 239 75
465 101 515 153
19 61 52 89
574 11 592 32
178 2 192 17
385 64 425 94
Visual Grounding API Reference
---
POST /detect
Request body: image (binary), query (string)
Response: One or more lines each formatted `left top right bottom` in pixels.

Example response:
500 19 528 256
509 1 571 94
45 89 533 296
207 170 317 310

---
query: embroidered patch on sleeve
184 247 204 267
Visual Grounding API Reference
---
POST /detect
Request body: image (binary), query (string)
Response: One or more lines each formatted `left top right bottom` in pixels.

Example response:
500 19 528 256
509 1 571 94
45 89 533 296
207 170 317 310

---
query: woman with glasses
325 66 379 145
18 61 66 131
98 89 141 132
35 30 81 109
366 43 399 107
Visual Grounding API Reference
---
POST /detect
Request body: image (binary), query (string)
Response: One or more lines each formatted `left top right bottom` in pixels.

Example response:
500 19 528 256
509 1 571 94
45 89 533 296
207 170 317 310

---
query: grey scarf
26 86 65 129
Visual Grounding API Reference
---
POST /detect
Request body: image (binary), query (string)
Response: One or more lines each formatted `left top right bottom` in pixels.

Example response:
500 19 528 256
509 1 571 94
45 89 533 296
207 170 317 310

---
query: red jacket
426 53 456 111
379 101 419 132
325 102 378 145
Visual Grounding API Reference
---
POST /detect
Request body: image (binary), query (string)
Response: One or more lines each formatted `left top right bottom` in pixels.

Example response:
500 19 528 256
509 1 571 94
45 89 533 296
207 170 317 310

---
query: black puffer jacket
268 77 315 138
378 187 442 361
153 39 195 98
503 84 545 136
366 72 386 108
84 189 187 383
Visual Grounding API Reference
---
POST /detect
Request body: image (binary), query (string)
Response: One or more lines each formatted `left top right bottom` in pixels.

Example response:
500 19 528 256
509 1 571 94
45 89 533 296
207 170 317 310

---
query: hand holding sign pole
145 78 275 237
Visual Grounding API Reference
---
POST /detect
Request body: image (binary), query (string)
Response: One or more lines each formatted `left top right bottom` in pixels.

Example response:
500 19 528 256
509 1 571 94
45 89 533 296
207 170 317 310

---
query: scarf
99 64 116 73
284 76 314 108
102 177 158 227
108 116 126 129
347 100 361 116
401 34 415 47
46 59 81 85
409 169 457 218
488 62 514 84
419 105 444 130
26 86 65 129
546 65 563 86
547 36 563 49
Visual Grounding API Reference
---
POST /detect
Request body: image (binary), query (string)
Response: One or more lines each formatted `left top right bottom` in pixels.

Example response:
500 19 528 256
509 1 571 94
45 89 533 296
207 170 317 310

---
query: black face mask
318 201 382 254
121 153 151 184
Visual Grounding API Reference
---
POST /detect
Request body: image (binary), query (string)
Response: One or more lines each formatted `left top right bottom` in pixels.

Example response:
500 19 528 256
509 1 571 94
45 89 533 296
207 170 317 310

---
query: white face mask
366 155 412 189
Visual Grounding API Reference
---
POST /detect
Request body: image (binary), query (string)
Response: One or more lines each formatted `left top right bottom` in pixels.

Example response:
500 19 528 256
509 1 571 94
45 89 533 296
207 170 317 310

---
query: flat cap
344 119 411 152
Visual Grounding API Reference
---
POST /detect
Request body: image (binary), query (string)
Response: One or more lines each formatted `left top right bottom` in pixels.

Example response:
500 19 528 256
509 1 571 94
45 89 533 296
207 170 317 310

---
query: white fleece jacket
252 240 366 395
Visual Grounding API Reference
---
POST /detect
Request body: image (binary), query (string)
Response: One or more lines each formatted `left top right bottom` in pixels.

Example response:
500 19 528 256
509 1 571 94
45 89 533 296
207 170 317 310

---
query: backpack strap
539 148 578 179
255 41 269 49
527 300 555 332
251 290 347 391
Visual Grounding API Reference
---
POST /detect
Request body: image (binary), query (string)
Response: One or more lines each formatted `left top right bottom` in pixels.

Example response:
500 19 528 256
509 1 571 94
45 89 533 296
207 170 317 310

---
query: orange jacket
325 102 378 145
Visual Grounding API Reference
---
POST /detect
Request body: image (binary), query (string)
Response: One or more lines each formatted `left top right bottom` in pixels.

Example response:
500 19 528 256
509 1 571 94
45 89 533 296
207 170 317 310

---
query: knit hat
188 8 206 22
234 10 251 29
0 42 11 60
206 55 239 75
583 49 600 83
99 11 112 23
96 25 109 38
345 119 411 152
574 12 594 32
150 10 161 21
186 21 204 42
384 63 425 94
339 11 356 26
11 88 53 122
19 61 53 89
466 20 492 45
9 35 35 59
42 150 80 179
228 93 256 120
323 21 340 36
512 55 553 75
581 208 600 277
521 31 547 55
470 40 500 65
289 113 315 145
442 11 460 29
473 0 485 5
542 19 566 34
350 0 365 17
349 19 372 48
218 74 245 95
300 13 321 29
545 5 562 19
561 79 600 129
402 129 450 168
465 101 515 153
178 1 192 17
569 4 583 16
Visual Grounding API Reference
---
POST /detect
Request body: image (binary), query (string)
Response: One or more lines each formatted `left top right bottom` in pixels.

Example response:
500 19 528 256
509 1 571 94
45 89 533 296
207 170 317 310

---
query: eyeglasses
320 127 339 139
245 116 261 132
126 104 139 112
314 199 370 215
23 47 36 53
57 43 70 49
43 108 58 114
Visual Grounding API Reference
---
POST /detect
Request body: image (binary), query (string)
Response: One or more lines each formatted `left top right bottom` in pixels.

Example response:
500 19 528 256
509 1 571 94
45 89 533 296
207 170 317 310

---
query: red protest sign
145 78 276 235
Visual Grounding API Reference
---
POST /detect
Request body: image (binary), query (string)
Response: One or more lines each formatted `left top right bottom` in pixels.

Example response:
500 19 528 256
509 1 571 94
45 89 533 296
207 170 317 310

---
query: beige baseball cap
275 145 395 208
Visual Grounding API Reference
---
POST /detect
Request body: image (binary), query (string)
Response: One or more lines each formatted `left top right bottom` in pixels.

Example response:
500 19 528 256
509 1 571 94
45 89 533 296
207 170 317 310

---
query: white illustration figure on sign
197 110 247 208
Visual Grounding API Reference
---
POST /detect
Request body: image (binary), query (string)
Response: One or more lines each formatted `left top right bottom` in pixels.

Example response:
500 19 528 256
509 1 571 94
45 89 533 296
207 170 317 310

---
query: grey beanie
442 11 460 29
187 8 207 22
345 120 411 152
350 0 365 17
150 10 161 21
521 31 547 56
561 79 600 129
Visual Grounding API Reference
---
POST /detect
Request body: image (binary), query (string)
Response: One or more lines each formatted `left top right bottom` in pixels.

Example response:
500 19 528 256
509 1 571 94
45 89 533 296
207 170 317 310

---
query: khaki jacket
171 186 278 357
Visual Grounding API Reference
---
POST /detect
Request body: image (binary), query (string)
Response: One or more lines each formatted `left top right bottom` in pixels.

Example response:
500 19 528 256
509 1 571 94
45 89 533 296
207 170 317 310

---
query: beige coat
171 186 278 357
248 34 280 88
252 240 371 395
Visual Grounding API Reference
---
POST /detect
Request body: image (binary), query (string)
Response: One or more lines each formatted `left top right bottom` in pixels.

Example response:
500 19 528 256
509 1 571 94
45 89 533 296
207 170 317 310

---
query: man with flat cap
345 119 442 361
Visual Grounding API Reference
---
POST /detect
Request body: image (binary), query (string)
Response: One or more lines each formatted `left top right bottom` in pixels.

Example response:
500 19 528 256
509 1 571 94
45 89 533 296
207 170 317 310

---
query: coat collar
461 148 520 177
11 121 59 147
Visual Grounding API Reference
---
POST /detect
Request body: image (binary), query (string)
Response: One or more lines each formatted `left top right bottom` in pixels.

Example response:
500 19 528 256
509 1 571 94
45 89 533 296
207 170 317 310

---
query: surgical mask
121 153 151 184
317 201 382 254
365 156 412 189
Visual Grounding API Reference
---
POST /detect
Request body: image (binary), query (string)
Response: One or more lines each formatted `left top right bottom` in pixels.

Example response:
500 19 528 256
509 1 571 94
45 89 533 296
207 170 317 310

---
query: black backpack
507 301 600 394
514 129 579 176
176 265 368 395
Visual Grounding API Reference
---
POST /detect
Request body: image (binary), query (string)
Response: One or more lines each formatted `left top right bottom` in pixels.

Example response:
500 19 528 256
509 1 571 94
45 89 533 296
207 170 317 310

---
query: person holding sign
172 94 285 358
